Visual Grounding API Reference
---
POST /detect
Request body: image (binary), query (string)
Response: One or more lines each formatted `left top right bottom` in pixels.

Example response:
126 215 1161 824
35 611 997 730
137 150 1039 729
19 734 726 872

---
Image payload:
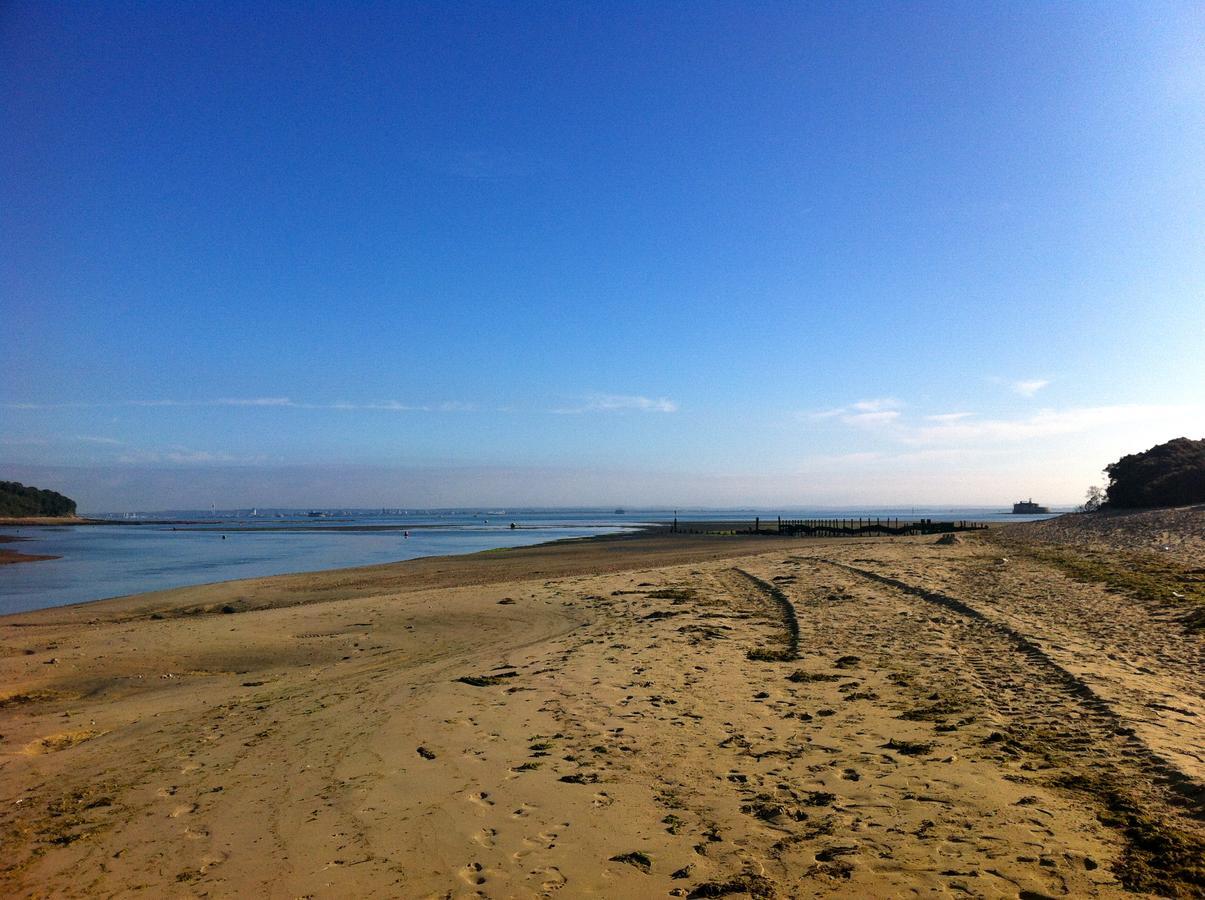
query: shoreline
0 516 118 527
0 523 667 619
0 534 61 566
1 522 1201 895
0 548 62 566
0 526 766 625
0 519 988 618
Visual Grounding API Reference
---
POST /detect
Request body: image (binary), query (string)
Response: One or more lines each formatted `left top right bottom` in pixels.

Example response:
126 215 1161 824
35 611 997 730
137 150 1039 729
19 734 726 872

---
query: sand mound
1007 505 1205 565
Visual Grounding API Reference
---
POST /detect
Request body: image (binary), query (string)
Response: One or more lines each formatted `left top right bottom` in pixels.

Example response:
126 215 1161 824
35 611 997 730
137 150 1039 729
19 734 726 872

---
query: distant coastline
0 516 106 527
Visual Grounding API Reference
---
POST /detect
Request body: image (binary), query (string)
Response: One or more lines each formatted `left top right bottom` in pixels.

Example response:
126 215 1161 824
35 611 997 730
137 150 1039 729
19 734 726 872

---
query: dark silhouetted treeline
1104 437 1205 509
0 481 77 517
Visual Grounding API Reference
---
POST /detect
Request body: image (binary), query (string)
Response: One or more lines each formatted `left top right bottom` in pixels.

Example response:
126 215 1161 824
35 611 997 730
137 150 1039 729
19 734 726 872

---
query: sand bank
1 528 1201 897
0 535 60 566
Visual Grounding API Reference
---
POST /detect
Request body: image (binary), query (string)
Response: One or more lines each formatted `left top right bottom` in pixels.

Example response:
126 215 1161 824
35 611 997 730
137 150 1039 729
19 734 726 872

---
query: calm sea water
0 507 1062 615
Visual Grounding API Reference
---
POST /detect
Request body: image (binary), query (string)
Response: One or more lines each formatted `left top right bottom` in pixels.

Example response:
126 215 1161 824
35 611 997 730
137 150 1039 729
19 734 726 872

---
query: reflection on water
0 507 1061 615
0 518 630 615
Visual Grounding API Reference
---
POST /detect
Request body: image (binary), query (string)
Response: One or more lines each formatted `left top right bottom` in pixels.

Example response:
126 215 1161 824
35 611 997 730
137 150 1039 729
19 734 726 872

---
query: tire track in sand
825 560 1203 811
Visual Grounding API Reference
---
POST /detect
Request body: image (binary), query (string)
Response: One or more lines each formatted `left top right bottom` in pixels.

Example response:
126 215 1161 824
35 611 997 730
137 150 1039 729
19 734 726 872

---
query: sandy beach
1 521 1202 898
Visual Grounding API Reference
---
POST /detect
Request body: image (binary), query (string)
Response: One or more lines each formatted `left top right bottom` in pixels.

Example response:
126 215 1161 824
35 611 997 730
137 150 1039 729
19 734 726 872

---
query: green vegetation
898 697 965 721
746 647 797 662
785 669 842 683
686 873 776 899
0 481 76 517
1103 437 1205 509
645 587 697 601
994 539 1205 632
1078 484 1106 512
1053 772 1205 896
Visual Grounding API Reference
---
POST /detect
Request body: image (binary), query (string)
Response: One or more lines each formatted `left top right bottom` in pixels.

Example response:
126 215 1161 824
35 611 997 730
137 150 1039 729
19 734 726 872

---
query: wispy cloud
903 405 1193 444
74 435 124 445
1012 379 1050 397
1 397 476 413
800 447 988 469
987 377 1050 397
0 436 49 446
214 397 293 407
554 394 678 414
809 397 902 426
814 400 1197 447
115 446 268 465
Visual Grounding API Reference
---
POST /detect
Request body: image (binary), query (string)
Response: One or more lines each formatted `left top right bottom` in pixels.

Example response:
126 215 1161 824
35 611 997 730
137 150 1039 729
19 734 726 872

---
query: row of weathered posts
755 516 987 537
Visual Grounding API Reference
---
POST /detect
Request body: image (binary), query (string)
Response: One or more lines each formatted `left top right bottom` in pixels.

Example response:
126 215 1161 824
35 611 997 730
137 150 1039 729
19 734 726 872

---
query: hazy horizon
0 458 1140 515
3 4 1202 509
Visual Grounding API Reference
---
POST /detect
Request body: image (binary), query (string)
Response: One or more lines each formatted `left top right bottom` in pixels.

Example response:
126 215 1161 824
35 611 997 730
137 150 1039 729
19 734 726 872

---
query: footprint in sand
532 866 567 892
466 792 495 808
513 831 557 860
511 802 536 818
472 827 498 848
592 792 614 808
169 803 197 818
458 861 487 886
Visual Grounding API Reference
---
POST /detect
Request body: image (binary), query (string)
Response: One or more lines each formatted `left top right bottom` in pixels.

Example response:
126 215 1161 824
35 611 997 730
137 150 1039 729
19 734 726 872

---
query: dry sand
1 527 1202 898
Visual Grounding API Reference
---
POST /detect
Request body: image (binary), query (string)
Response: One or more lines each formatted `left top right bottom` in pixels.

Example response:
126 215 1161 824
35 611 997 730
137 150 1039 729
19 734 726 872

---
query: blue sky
2 1 1202 510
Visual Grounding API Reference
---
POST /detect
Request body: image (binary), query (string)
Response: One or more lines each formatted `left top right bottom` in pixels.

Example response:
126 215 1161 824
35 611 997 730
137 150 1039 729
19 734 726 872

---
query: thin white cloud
74 435 124 445
329 401 425 411
799 447 989 470
844 410 901 426
554 394 678 414
851 398 901 412
988 376 1051 397
215 397 293 407
816 401 1199 447
115 446 268 465
1012 379 1050 397
164 450 238 464
1 397 476 413
903 405 1192 445
0 436 49 446
807 398 902 426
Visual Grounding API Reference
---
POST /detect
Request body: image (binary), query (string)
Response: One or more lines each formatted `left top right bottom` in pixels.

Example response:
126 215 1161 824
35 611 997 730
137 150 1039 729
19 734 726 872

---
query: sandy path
1 533 1201 897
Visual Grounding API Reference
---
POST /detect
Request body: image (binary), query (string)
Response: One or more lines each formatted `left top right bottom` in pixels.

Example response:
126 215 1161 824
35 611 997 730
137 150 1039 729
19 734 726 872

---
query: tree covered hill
0 481 78 517
1104 437 1205 509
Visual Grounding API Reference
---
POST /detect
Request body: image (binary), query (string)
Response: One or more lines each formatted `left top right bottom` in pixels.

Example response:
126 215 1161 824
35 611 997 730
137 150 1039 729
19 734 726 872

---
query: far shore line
0 516 1011 618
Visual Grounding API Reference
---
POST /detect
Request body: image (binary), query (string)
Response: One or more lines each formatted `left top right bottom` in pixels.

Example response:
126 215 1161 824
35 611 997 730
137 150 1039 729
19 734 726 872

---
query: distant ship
614 508 626 515
1012 499 1050 514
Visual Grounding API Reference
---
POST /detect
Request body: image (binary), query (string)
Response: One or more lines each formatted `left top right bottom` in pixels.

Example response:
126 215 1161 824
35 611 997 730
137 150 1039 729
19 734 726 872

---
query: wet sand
0 536 59 566
1 527 1201 897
